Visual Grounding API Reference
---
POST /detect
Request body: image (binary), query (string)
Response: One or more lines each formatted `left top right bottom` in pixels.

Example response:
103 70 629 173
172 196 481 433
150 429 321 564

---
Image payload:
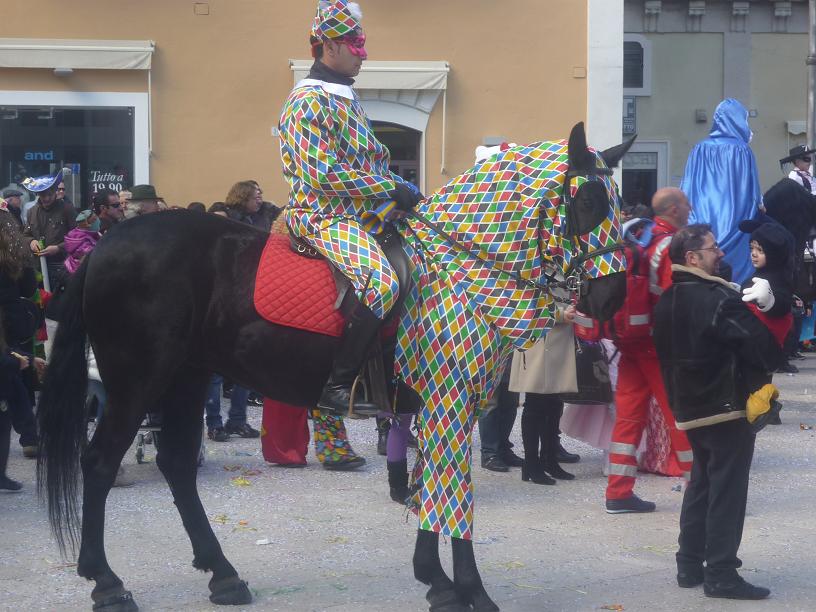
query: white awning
289 60 449 90
0 38 155 70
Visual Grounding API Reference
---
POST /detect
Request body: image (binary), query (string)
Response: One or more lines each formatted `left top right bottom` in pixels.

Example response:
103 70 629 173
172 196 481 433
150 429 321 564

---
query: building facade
0 0 624 209
622 0 809 206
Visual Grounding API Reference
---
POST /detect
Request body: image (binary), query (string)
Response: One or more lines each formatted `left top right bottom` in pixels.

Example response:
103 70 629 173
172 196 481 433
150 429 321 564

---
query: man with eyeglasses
653 223 783 600
91 188 125 234
781 144 816 195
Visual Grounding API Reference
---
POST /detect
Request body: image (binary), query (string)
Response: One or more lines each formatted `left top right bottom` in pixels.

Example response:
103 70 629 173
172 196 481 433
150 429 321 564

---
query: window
623 34 652 96
623 42 644 89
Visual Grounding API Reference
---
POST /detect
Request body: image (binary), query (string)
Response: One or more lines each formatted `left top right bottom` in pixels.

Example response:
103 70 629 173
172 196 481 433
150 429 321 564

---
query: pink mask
341 34 367 59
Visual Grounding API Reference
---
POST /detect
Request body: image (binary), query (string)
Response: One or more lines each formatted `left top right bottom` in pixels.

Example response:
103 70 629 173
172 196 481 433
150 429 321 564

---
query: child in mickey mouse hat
738 218 795 431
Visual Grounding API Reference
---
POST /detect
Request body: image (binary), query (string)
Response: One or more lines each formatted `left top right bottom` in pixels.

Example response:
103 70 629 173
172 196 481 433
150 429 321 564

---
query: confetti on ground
671 484 682 492
223 465 242 472
231 476 252 487
600 605 624 611
331 583 349 592
211 514 229 524
800 423 813 430
510 582 549 591
256 538 272 546
242 469 262 476
326 535 349 544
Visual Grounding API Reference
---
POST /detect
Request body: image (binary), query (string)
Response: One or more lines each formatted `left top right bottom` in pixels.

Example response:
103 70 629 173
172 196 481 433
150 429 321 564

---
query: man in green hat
124 184 163 219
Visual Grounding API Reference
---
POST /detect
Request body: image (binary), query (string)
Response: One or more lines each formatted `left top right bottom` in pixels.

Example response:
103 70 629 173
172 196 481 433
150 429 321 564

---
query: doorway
372 122 421 187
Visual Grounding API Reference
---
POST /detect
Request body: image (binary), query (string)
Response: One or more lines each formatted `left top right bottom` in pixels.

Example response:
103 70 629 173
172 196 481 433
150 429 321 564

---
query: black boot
317 304 383 417
521 404 555 485
387 459 409 504
542 398 574 480
376 418 390 456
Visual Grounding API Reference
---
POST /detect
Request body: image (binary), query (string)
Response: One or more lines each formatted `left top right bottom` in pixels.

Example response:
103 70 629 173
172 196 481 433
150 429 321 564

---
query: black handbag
559 339 613 405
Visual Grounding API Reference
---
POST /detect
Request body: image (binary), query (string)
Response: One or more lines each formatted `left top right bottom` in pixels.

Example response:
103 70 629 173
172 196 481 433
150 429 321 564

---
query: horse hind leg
77 404 145 611
154 367 251 606
452 537 499 612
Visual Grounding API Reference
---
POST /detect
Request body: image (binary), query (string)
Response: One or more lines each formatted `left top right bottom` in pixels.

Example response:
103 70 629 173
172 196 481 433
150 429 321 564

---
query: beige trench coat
508 321 578 395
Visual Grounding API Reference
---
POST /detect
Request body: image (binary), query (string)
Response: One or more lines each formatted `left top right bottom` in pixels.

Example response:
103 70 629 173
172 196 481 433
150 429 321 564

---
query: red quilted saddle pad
254 234 345 337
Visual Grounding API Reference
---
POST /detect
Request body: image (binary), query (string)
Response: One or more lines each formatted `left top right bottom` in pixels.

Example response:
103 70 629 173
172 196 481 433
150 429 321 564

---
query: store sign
24 149 54 161
89 169 125 195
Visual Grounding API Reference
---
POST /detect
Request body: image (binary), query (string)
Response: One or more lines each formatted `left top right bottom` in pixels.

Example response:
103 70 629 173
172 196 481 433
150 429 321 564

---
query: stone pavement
2 358 815 612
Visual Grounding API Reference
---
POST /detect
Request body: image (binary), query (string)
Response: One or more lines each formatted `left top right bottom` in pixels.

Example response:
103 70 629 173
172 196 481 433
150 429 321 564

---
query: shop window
0 106 134 209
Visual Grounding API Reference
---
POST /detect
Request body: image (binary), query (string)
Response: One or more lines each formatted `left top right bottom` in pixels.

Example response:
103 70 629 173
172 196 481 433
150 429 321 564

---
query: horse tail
37 257 90 556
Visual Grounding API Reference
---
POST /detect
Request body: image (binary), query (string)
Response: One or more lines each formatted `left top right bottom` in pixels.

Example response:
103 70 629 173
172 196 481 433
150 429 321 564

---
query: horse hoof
427 585 469 612
209 576 252 605
91 590 138 612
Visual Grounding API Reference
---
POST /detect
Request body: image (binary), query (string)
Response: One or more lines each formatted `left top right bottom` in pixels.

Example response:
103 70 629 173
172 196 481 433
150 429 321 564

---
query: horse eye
572 181 610 236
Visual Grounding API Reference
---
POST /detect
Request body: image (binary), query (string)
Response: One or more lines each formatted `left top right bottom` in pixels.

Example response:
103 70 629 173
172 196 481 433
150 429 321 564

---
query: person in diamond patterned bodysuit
278 0 422 416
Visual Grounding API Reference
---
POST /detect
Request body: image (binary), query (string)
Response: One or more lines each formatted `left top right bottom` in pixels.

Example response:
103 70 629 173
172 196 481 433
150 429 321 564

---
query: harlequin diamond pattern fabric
395 141 627 539
311 0 362 40
279 82 406 319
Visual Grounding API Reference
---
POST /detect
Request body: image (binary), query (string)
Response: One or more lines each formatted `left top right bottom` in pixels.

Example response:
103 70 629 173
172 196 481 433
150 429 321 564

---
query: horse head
560 122 634 321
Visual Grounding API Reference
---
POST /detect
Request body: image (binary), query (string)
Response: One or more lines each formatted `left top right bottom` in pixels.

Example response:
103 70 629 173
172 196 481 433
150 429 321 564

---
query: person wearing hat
22 171 76 286
278 0 423 416
1 189 24 229
781 144 816 195
123 184 163 219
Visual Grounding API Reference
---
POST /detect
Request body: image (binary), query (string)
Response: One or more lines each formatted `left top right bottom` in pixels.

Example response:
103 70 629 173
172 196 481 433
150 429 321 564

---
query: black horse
37 123 631 611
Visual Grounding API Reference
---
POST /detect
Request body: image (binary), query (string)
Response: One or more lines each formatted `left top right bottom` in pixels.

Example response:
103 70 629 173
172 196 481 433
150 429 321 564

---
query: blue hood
709 98 752 144
681 98 761 284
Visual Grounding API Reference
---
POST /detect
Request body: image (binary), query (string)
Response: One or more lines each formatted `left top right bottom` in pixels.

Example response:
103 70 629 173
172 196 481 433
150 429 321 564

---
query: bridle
408 163 625 304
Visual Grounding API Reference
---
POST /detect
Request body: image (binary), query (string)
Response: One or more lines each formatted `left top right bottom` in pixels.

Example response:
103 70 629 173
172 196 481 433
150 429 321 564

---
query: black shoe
544 461 575 480
317 385 380 417
223 422 260 438
557 443 580 464
501 450 524 468
605 494 656 514
322 455 366 471
704 578 770 600
481 455 509 472
791 351 805 360
207 427 229 442
777 361 799 374
749 399 782 434
521 460 556 485
677 569 704 588
0 476 23 492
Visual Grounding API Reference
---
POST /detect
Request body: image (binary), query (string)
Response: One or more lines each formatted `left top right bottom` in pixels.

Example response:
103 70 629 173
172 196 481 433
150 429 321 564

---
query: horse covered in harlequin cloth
37 122 631 611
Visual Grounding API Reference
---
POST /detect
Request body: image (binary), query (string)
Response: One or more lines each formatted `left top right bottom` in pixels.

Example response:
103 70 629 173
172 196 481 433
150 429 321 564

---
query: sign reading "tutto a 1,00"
89 170 126 195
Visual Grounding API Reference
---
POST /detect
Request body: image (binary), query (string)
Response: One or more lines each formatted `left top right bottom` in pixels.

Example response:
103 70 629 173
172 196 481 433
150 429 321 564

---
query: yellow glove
746 384 779 424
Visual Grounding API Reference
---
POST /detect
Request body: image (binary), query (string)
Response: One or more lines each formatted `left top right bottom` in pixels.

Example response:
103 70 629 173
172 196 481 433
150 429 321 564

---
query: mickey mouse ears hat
311 0 363 40
21 170 62 193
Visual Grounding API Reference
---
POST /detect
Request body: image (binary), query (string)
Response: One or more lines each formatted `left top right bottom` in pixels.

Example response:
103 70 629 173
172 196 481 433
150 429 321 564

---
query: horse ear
567 122 593 169
600 133 637 169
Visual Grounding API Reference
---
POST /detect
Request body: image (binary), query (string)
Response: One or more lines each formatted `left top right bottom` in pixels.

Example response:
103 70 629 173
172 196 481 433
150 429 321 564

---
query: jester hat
22 170 62 193
310 0 363 40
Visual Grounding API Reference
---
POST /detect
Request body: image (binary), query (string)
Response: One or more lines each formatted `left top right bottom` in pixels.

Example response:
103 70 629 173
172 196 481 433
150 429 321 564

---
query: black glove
389 182 424 212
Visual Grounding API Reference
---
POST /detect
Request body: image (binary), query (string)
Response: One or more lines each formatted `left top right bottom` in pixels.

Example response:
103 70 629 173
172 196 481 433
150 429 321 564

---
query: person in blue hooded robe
680 99 761 283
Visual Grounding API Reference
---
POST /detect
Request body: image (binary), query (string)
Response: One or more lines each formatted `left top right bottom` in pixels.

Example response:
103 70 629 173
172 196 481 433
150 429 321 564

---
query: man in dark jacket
653 224 783 600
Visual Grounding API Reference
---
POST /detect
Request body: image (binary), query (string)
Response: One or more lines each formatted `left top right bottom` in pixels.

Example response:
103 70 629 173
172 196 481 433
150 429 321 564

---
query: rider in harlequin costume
279 0 422 416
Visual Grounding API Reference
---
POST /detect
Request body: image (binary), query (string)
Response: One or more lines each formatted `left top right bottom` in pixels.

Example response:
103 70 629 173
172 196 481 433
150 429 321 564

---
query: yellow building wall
0 0 589 207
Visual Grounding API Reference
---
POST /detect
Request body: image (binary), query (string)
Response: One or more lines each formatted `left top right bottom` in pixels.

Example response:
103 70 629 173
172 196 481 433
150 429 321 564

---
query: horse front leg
452 537 499 612
414 529 467 612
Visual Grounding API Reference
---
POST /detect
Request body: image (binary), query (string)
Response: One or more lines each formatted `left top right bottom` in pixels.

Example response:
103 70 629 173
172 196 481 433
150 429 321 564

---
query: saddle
253 229 414 416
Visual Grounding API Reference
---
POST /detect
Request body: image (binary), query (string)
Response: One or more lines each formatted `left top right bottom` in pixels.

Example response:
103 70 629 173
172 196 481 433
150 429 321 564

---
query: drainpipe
809 0 816 151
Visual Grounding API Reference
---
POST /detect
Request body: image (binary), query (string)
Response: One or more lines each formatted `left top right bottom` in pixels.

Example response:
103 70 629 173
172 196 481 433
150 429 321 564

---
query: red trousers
606 347 692 500
260 399 309 465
